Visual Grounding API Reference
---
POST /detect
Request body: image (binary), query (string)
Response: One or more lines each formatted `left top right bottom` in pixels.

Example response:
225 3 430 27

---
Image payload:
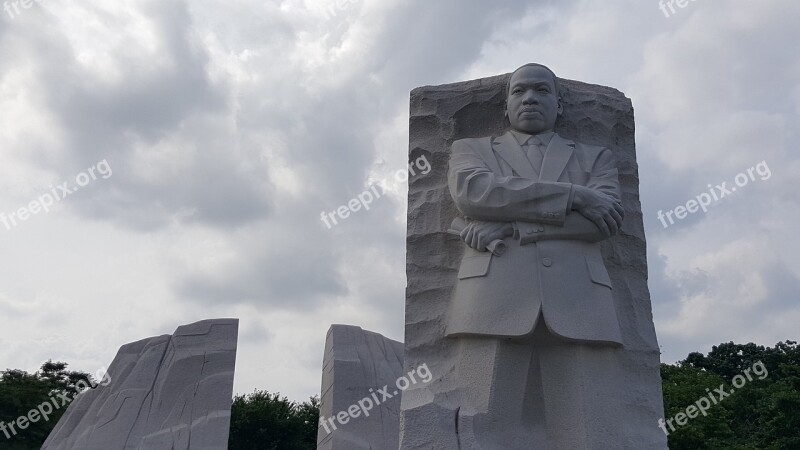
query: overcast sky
1 0 798 401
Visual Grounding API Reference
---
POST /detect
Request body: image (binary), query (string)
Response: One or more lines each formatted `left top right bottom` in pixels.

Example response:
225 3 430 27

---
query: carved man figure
447 63 626 448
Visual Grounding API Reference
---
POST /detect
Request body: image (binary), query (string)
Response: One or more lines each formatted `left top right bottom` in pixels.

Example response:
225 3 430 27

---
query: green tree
228 390 319 450
660 363 737 449
759 364 800 449
663 341 800 450
0 361 93 449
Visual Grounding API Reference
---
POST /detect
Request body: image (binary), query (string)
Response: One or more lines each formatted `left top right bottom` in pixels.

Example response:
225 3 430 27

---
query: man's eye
538 88 550 93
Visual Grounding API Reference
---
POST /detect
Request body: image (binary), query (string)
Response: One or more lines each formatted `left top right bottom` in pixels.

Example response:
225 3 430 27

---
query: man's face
506 66 562 134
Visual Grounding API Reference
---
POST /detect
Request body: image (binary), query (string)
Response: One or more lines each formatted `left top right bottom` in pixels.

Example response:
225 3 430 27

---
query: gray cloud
0 0 797 400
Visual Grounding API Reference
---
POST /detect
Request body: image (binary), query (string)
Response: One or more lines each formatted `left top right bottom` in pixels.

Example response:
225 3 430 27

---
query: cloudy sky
1 0 798 401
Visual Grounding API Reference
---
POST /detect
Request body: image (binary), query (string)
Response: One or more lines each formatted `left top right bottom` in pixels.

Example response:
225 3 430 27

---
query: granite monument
400 64 668 449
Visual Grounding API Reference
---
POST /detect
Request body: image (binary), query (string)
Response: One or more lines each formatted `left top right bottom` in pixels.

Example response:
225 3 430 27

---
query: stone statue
399 64 668 450
446 63 628 448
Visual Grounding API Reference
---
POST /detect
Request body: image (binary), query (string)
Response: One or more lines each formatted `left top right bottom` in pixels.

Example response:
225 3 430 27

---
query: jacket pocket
458 254 492 279
586 257 613 289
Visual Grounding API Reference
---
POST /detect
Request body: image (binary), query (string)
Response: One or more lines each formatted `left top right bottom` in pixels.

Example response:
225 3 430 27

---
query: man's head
505 63 562 134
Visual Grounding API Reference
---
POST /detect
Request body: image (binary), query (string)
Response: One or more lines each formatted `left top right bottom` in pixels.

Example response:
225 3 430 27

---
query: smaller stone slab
42 318 239 450
317 325 405 450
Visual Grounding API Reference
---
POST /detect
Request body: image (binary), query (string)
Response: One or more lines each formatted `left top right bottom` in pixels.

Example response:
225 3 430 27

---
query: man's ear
556 96 564 116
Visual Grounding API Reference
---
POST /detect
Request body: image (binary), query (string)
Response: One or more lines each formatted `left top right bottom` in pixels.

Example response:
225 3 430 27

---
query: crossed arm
448 139 624 252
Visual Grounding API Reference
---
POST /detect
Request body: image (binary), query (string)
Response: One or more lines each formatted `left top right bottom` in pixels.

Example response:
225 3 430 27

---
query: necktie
525 136 544 175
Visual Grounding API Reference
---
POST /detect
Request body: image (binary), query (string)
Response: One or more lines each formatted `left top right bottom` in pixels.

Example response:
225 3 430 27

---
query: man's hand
460 220 514 252
572 185 624 237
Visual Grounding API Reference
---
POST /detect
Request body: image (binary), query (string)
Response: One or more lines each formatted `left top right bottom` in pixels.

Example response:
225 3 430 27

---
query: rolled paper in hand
485 239 507 256
448 217 507 256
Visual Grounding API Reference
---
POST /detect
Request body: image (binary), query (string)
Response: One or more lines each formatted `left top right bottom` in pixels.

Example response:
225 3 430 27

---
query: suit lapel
539 133 574 182
492 131 537 179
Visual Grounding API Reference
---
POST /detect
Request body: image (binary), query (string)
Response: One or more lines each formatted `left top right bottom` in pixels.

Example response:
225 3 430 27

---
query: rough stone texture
42 318 239 450
317 325 405 450
400 74 668 449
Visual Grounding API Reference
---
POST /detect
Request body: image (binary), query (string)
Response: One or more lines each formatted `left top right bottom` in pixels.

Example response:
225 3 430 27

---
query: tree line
1 340 798 449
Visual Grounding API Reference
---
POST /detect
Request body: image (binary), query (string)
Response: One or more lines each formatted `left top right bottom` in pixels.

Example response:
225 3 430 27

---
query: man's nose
522 90 538 104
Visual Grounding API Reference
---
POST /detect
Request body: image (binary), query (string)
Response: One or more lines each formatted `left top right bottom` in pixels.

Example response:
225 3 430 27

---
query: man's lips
519 109 542 117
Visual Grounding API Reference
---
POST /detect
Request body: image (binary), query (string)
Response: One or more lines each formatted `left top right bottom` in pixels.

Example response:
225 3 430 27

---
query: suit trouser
454 314 623 450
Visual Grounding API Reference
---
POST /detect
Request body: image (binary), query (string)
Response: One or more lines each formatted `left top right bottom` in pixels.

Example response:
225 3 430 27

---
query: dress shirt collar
510 129 555 147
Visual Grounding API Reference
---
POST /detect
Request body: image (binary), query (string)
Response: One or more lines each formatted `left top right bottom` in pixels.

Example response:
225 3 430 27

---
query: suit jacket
446 130 623 345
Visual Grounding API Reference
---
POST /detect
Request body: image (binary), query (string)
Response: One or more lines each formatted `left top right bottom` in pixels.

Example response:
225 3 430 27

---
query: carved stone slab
317 325 405 450
42 318 239 450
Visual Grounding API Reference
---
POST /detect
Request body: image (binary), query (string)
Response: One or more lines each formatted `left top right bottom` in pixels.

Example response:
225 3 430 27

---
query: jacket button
542 258 552 267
